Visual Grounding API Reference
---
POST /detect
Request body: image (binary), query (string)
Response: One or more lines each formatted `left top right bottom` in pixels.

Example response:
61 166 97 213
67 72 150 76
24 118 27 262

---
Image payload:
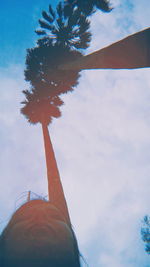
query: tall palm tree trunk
42 122 71 225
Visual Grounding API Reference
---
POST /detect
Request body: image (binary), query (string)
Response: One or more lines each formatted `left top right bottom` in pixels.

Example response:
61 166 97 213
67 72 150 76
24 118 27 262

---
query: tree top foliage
35 2 91 50
21 0 112 126
65 0 113 16
21 45 82 125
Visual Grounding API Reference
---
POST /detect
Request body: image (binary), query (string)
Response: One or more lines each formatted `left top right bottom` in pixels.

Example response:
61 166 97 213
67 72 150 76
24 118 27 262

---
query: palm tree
21 1 91 221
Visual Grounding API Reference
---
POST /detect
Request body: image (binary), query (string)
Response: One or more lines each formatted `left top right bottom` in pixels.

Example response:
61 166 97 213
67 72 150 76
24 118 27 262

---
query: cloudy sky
0 0 150 266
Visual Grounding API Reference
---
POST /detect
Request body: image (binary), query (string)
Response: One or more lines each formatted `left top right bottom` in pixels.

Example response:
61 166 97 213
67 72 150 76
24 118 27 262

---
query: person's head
0 199 81 267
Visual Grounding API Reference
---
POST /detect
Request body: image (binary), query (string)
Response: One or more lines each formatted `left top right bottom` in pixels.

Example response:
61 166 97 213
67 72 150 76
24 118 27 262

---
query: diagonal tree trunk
41 122 71 225
60 28 150 70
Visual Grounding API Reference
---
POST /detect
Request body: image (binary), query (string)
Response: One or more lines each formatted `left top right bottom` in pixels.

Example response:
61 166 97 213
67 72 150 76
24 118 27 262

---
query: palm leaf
57 2 63 17
42 11 54 23
79 23 90 34
73 32 91 49
52 96 64 106
56 17 64 29
35 30 46 36
49 5 55 19
22 90 33 102
68 9 80 27
95 0 113 12
39 19 54 31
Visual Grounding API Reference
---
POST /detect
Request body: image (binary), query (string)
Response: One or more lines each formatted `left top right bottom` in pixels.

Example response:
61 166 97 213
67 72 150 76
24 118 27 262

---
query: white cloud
50 68 150 266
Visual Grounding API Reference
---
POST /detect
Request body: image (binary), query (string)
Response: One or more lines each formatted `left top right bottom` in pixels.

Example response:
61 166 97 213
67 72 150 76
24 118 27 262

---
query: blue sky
0 0 150 266
0 0 57 66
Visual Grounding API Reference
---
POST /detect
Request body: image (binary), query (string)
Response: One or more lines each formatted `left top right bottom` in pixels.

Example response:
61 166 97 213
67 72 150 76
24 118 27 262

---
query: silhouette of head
0 199 81 267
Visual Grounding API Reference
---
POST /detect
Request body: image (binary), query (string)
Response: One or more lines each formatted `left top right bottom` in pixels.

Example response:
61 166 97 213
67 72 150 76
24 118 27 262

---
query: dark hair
0 199 81 267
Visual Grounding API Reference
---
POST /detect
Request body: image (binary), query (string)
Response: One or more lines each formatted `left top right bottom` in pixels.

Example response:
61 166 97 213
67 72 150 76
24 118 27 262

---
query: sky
0 0 150 266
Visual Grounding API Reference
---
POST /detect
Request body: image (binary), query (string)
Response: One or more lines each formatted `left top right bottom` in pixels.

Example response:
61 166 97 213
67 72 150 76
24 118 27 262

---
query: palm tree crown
36 2 91 49
21 1 91 126
21 44 82 125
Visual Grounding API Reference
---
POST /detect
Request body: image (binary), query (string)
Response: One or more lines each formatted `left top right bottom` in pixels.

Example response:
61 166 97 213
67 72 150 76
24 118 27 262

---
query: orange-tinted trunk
42 122 71 225
60 28 150 70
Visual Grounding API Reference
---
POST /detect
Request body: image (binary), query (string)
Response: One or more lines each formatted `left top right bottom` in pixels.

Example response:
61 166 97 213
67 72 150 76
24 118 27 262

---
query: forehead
9 200 67 228
3 201 75 252
17 200 58 211
3 200 72 245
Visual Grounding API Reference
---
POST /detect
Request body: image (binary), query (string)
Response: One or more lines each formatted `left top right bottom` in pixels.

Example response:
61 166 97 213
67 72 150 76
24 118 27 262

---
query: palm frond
68 9 80 27
65 0 112 15
57 2 63 17
95 0 113 12
49 5 55 19
52 96 64 106
22 89 33 101
39 19 54 31
42 11 54 23
56 17 64 29
35 30 46 36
